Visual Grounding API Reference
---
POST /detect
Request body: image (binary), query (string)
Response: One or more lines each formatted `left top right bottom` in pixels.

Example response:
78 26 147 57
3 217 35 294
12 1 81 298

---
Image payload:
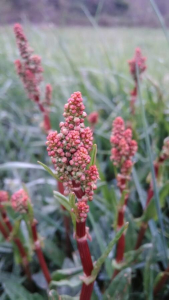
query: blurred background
1 0 169 26
0 1 169 300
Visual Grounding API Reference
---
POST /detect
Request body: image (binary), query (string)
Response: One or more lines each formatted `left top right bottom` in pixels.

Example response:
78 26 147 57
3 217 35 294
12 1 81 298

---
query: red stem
76 221 94 300
135 160 162 249
43 111 51 132
72 183 94 300
135 223 148 250
154 265 169 296
31 219 51 284
130 83 137 115
112 192 129 279
37 100 51 132
0 211 31 279
0 206 13 232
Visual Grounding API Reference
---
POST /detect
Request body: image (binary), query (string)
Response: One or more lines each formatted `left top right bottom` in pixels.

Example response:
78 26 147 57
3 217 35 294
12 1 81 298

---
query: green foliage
1 15 169 299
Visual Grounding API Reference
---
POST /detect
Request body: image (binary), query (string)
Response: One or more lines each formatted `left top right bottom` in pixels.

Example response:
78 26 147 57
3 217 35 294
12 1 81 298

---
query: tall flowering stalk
46 91 99 300
13 23 52 132
11 189 51 284
128 48 146 114
13 23 68 241
135 137 169 250
0 190 31 279
110 117 137 278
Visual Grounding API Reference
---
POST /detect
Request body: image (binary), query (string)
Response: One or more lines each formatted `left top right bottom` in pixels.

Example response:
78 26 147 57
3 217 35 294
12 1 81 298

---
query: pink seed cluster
110 117 138 190
46 92 99 220
128 48 146 81
11 189 30 214
0 191 9 203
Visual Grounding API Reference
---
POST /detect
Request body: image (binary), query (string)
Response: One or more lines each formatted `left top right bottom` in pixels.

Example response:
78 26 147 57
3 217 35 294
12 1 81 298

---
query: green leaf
103 268 132 300
3 280 44 300
38 161 60 181
50 276 81 288
153 272 164 287
81 223 129 285
44 239 64 268
89 144 97 167
88 210 112 278
51 266 82 281
143 246 154 300
53 191 71 212
69 193 76 209
136 64 168 265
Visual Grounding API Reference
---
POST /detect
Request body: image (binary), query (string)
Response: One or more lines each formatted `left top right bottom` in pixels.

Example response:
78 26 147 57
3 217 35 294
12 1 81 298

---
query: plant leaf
38 161 60 181
53 191 71 212
89 144 97 167
51 266 82 281
50 276 81 288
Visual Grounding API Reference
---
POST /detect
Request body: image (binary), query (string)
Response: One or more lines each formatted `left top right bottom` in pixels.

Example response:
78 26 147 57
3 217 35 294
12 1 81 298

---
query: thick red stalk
76 221 94 300
154 265 169 295
31 219 51 284
72 183 94 300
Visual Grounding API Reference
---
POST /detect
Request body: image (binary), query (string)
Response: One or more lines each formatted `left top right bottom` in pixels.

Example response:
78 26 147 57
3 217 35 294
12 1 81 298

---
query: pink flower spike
11 189 30 214
110 117 137 191
46 91 99 219
128 48 146 81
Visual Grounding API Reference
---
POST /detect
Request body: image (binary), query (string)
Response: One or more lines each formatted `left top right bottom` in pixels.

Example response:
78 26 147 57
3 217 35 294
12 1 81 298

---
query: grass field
0 25 169 299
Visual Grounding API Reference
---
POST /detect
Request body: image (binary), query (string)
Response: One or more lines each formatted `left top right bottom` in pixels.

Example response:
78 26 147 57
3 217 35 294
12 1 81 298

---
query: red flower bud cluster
11 189 30 214
0 191 9 203
128 48 146 81
46 92 99 218
74 201 90 222
110 117 137 190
